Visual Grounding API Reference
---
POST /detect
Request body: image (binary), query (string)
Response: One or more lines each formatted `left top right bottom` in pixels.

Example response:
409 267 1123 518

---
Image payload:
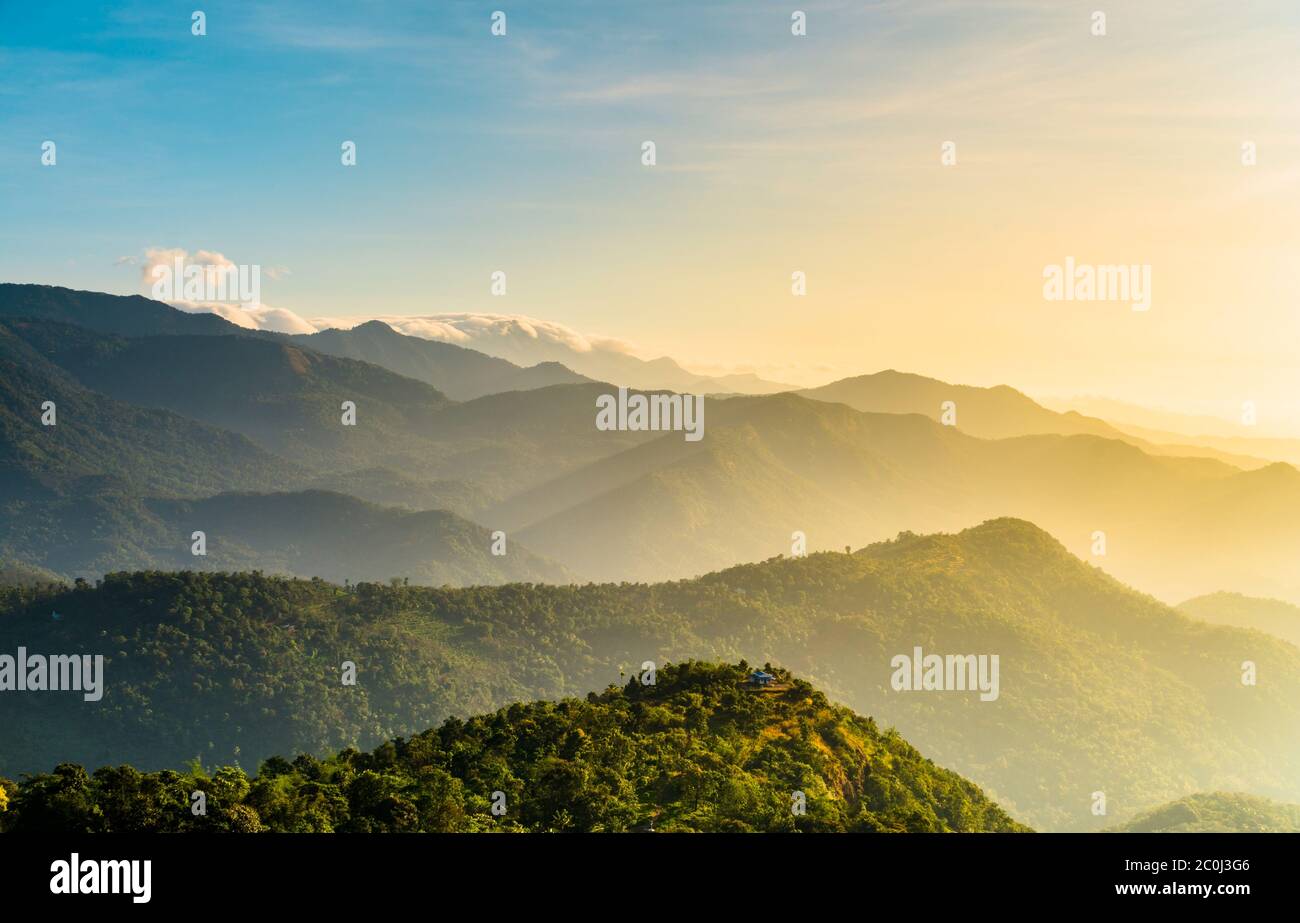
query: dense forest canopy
2 519 1296 831
0 661 1028 833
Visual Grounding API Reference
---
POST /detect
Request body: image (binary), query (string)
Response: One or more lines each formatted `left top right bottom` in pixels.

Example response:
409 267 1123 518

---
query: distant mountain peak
348 319 398 334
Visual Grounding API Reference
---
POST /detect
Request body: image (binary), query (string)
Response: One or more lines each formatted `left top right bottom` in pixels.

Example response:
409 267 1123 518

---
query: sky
2 0 1299 428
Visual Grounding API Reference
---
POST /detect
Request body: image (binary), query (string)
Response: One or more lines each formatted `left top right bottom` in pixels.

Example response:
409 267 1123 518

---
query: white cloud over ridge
176 301 321 335
123 249 639 355
121 247 314 334
120 246 809 388
309 312 639 361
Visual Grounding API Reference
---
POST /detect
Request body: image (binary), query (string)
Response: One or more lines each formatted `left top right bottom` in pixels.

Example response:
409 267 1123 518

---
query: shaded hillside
2 520 1295 831
1179 592 1300 648
0 320 299 500
1107 792 1300 833
293 321 589 400
0 283 250 338
5 319 451 472
0 558 66 587
0 488 570 585
0 661 1028 833
798 370 1120 441
6 317 654 503
303 467 492 518
798 370 1271 468
396 315 793 394
415 382 663 498
503 392 1300 603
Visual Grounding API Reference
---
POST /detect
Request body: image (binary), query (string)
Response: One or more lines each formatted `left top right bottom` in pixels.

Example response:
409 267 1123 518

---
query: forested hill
2 518 1297 831
1106 792 1300 833
0 661 1028 833
1178 591 1300 648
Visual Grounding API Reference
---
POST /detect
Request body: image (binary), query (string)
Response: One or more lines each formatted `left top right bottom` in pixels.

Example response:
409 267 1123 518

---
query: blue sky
3 0 866 310
3 1 1299 424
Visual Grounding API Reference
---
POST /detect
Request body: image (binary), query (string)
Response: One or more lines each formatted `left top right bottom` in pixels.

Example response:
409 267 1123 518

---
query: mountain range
336 311 797 395
501 389 1300 602
290 320 590 401
4 281 1299 832
798 370 1275 470
3 518 1297 832
8 283 1300 606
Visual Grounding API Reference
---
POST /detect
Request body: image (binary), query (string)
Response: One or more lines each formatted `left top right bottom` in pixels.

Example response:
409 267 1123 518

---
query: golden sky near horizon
6 1 1298 428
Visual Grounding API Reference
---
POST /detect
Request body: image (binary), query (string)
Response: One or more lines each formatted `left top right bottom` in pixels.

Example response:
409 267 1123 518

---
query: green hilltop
0 661 1028 833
